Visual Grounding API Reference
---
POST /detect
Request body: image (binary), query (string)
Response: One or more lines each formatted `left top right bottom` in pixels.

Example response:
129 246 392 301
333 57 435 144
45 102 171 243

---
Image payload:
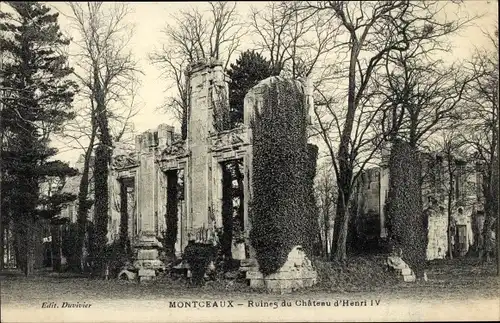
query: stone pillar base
133 234 165 280
246 246 317 293
387 255 416 282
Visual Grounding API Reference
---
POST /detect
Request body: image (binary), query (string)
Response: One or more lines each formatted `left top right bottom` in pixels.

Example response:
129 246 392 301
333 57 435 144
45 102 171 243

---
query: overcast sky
38 1 499 164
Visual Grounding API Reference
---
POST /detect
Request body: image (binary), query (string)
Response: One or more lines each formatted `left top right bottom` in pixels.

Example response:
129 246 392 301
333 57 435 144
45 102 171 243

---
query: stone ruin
246 246 317 293
107 58 317 290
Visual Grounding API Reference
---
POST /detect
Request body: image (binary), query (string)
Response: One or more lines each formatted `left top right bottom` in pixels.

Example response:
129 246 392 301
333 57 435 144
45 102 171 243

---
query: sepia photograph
0 1 498 322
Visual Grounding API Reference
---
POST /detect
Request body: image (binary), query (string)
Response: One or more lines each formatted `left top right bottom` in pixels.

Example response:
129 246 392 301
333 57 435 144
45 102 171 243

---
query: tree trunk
93 143 110 277
331 185 350 261
93 62 112 277
0 217 4 270
447 158 454 260
50 224 61 272
497 208 499 276
337 205 350 261
331 38 358 262
76 122 96 272
24 216 35 276
324 221 329 258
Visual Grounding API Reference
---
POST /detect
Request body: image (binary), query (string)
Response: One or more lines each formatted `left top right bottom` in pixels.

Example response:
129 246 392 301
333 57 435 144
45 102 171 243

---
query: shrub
314 255 401 291
104 239 133 278
183 241 218 286
61 223 81 272
249 78 311 276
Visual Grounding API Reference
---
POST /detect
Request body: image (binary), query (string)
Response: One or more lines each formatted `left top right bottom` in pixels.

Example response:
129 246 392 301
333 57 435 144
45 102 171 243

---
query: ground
1 257 499 322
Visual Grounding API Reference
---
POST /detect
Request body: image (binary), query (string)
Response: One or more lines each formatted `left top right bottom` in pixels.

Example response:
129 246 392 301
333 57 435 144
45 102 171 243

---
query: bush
183 241 218 286
61 223 80 272
104 239 133 278
249 78 311 276
314 255 401 291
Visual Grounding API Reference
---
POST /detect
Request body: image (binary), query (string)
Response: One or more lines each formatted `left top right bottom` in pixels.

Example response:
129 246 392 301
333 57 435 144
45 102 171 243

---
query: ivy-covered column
247 76 317 293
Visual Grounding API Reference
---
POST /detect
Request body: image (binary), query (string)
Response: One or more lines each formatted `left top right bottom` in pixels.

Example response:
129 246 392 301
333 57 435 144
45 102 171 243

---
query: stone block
140 276 153 282
138 269 156 277
137 249 159 260
134 259 165 270
240 258 257 267
403 274 416 282
265 279 293 294
246 271 264 280
245 246 318 293
118 269 137 281
401 268 413 276
135 235 163 248
249 279 265 289
304 278 316 287
292 278 304 290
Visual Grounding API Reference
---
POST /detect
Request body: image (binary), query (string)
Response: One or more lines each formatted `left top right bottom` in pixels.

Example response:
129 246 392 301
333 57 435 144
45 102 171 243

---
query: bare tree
66 2 141 275
461 28 498 273
427 130 470 260
303 0 478 262
377 51 480 148
150 2 243 139
315 162 337 258
249 1 341 78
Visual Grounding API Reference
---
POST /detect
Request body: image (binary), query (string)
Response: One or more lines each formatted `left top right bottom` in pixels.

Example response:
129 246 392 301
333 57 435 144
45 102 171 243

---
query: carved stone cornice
111 153 139 170
158 140 187 160
210 128 249 153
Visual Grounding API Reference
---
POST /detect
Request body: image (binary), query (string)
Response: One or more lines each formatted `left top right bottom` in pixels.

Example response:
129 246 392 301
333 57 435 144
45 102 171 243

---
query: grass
1 256 498 306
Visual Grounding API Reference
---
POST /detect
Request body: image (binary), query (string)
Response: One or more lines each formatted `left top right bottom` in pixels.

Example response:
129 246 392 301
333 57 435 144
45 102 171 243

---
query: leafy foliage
226 50 274 127
249 78 312 275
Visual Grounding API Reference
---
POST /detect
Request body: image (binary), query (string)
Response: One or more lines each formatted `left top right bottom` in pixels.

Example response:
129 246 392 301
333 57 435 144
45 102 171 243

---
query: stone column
132 130 164 279
242 76 317 292
212 160 223 229
138 150 156 235
186 60 227 238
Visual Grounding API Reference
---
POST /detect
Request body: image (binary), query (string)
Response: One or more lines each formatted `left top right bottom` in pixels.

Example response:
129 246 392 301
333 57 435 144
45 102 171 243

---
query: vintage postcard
0 1 498 322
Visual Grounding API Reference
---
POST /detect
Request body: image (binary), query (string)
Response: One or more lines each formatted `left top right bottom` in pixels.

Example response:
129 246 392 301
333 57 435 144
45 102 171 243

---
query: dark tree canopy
226 50 274 127
0 2 77 274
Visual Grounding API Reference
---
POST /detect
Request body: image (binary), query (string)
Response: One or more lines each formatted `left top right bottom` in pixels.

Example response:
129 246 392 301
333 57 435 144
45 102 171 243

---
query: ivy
386 139 428 278
249 78 313 276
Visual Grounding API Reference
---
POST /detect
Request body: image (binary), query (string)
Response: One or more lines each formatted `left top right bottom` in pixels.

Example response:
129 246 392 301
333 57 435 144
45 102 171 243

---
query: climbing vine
212 84 231 132
386 139 428 278
249 78 312 276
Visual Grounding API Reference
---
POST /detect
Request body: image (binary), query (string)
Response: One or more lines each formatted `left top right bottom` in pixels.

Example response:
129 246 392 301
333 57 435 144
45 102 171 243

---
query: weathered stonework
61 59 315 288
246 246 318 293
